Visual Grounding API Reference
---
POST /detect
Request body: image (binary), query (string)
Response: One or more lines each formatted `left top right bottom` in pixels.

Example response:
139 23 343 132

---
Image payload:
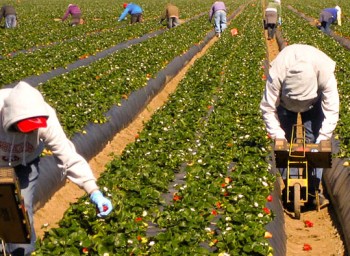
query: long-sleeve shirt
119 3 143 21
260 44 339 141
322 7 341 26
62 4 81 21
0 5 16 22
0 81 98 194
209 1 226 21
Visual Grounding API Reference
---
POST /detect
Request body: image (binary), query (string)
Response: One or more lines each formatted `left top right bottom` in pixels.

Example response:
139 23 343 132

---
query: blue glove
90 190 113 217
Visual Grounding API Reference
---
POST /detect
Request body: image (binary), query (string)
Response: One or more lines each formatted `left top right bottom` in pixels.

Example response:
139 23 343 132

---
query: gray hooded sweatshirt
0 81 98 194
260 44 339 141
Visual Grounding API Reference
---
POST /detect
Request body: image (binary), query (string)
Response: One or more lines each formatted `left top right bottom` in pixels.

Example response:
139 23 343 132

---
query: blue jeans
4 159 40 256
5 15 17 28
278 99 324 188
167 17 180 29
214 10 227 33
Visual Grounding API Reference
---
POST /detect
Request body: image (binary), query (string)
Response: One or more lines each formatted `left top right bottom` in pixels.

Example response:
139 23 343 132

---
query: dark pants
131 13 143 24
277 99 323 143
267 23 277 39
277 99 324 191
319 11 334 34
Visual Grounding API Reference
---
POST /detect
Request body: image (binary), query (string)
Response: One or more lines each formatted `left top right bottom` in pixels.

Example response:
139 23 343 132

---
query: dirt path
265 30 346 256
33 36 218 239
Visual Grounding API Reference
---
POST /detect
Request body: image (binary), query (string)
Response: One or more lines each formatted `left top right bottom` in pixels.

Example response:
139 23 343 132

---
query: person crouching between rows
0 4 17 28
0 81 112 256
209 1 227 37
264 0 281 40
61 4 82 26
318 5 341 34
118 2 143 24
160 3 180 29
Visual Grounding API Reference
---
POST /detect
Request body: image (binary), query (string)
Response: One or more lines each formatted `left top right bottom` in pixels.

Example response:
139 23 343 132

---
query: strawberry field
2 0 350 255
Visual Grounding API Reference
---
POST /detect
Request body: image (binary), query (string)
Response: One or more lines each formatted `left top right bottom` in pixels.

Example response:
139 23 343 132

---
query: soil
33 29 346 256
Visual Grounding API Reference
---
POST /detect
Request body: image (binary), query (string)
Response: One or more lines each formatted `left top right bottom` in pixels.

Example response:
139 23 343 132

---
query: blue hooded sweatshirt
119 3 142 21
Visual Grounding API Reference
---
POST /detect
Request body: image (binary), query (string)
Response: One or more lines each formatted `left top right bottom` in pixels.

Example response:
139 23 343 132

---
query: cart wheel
294 183 301 219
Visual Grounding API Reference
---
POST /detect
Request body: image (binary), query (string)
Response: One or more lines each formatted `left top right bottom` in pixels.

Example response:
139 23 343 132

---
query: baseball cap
17 117 48 133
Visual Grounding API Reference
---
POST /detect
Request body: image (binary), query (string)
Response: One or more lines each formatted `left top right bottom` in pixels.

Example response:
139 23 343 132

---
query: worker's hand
90 190 113 217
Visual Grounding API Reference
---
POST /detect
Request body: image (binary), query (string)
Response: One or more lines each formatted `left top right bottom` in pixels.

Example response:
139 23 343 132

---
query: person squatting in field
264 0 281 40
209 1 227 37
61 3 82 26
260 44 339 206
0 4 17 28
0 82 112 256
118 2 143 24
318 5 341 34
160 3 180 29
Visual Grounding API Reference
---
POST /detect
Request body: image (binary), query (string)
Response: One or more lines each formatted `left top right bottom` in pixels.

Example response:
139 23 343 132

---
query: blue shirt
119 3 143 21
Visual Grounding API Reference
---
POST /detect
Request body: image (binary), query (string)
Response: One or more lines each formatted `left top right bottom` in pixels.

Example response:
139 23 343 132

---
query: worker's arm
118 8 129 21
260 75 286 139
317 75 339 142
61 8 70 21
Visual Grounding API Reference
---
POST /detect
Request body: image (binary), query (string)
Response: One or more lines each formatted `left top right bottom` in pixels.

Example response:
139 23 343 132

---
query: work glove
90 190 113 217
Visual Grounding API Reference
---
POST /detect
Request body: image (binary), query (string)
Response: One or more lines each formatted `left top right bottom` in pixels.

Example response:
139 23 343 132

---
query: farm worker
0 4 17 28
264 0 282 40
61 4 82 26
160 3 180 29
319 6 341 34
118 3 143 24
1 82 113 255
260 44 339 207
209 1 227 37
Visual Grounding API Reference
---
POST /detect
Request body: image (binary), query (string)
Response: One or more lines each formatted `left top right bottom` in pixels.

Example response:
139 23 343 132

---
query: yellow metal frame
286 160 308 204
286 124 309 204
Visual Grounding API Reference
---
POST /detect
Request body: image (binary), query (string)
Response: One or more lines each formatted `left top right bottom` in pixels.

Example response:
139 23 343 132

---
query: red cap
123 3 128 8
17 117 48 133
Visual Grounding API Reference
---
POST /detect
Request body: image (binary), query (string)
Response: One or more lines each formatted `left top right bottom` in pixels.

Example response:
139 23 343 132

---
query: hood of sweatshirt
2 81 49 132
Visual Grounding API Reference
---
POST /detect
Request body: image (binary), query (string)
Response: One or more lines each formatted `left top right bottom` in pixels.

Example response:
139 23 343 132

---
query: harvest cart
0 167 31 256
274 124 332 219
